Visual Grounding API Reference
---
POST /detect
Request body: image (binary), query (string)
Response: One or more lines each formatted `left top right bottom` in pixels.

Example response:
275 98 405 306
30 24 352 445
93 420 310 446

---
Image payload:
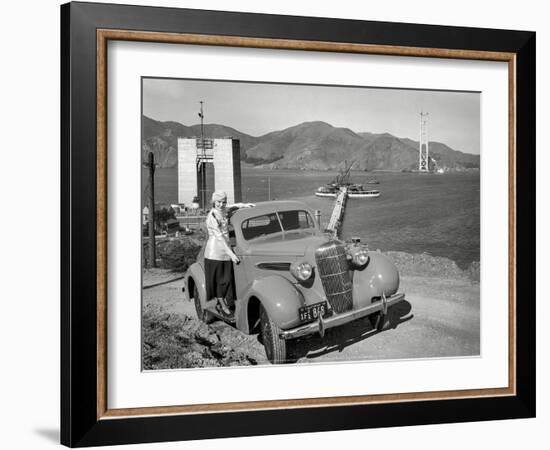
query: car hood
244 233 328 257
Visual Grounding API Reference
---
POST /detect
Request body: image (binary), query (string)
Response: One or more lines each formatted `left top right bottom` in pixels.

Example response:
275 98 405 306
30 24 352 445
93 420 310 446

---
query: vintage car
182 200 405 364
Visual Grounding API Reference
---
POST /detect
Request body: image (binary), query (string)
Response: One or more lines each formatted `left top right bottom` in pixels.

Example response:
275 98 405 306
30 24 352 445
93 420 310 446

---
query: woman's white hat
211 190 227 202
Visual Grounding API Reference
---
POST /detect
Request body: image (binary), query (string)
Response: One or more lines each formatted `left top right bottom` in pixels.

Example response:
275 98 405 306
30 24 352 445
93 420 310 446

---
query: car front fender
241 275 305 331
352 252 400 308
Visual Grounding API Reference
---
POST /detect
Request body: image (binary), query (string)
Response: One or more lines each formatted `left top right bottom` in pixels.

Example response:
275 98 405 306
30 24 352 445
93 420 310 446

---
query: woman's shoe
222 297 236 313
216 298 232 317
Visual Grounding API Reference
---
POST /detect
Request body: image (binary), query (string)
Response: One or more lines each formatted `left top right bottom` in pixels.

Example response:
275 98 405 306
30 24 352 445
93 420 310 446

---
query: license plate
299 302 328 322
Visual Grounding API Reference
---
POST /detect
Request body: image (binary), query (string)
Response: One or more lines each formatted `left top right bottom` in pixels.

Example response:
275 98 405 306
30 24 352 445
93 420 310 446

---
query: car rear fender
238 275 304 332
185 262 206 305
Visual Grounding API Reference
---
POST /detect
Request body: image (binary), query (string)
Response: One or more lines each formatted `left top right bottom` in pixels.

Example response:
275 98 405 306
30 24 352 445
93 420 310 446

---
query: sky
142 77 480 155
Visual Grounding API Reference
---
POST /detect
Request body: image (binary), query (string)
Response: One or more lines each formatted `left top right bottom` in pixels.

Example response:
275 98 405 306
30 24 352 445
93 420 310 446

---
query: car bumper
278 292 405 340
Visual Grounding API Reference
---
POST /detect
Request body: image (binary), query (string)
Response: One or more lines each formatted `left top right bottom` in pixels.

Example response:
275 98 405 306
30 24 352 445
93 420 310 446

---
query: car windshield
241 210 315 241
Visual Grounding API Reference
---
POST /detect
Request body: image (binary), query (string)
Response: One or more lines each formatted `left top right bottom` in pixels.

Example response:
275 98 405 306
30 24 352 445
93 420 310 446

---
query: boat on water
315 160 381 199
315 185 380 198
348 188 380 198
315 187 339 198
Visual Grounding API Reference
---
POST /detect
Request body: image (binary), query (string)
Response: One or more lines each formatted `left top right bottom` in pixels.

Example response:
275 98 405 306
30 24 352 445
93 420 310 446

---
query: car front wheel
260 304 287 364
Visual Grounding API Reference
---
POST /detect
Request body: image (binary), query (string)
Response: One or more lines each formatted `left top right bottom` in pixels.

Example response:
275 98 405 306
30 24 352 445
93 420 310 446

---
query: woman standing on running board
204 191 240 317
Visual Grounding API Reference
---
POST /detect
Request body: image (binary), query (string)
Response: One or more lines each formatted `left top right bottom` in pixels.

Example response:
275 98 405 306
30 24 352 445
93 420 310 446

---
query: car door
228 222 247 301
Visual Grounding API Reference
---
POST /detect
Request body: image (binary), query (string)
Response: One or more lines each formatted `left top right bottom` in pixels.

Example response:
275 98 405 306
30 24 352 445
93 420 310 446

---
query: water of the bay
144 167 480 269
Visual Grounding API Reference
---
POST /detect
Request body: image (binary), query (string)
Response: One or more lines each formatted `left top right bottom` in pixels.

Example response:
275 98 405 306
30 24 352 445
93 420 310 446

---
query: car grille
315 241 353 313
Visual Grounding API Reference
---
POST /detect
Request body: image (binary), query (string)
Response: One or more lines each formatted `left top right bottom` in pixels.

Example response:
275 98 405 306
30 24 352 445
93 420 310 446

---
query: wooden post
315 210 321 228
147 152 156 268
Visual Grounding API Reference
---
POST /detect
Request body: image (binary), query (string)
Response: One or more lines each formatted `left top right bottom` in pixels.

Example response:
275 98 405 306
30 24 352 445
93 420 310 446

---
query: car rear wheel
260 304 287 364
194 284 214 324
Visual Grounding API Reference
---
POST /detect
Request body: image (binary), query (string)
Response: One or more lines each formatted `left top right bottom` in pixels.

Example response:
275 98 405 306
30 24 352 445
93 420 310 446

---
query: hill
142 116 479 170
399 137 480 169
247 123 479 171
142 116 259 168
245 121 365 169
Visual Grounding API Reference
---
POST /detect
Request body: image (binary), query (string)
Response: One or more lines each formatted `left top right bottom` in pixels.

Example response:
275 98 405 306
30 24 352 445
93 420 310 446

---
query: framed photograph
61 1 535 447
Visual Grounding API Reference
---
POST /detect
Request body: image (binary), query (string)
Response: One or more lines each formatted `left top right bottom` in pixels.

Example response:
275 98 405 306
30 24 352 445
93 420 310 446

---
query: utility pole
145 152 156 268
198 101 206 209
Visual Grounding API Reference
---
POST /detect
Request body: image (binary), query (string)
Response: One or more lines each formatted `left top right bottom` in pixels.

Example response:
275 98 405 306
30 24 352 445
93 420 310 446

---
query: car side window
241 213 281 240
298 211 314 229
279 210 315 231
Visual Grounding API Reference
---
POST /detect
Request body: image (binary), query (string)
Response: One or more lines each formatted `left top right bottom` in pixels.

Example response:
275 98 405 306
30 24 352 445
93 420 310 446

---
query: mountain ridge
142 115 479 170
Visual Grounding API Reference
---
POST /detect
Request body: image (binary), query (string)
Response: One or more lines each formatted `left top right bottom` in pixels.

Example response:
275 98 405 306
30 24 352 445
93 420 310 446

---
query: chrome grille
315 241 353 313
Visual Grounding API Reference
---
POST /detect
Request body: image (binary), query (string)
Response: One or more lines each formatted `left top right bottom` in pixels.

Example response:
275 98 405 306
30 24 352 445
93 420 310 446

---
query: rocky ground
142 252 480 368
143 305 266 369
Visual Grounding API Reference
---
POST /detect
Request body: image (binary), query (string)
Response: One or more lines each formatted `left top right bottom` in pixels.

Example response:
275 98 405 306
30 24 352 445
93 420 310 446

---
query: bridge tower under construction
177 137 242 209
177 102 242 209
418 112 430 172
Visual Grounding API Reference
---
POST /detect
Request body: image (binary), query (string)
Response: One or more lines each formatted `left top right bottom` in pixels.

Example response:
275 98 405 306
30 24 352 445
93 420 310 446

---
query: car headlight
350 248 369 267
290 261 313 281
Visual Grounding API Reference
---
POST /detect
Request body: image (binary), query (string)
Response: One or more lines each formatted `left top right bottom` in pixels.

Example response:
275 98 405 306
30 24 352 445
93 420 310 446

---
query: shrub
158 239 201 272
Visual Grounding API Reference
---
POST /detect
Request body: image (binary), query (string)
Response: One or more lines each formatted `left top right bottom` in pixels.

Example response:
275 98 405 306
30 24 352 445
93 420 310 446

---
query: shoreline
384 251 479 283
143 240 480 287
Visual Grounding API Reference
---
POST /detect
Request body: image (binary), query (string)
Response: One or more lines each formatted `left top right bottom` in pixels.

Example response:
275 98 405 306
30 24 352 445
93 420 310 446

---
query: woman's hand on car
231 253 240 264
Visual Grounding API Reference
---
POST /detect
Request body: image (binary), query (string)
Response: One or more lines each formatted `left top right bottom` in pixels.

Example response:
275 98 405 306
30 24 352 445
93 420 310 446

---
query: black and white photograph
141 77 481 367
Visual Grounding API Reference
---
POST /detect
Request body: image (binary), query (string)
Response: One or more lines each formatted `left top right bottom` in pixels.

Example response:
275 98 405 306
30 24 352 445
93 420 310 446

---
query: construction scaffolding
326 187 348 238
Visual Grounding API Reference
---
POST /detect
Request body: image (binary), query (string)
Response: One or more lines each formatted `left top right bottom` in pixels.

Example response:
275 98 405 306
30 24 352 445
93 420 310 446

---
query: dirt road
143 274 479 365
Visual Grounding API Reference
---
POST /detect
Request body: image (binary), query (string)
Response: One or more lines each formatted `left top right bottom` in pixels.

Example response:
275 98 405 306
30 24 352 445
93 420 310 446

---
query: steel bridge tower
418 112 430 172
